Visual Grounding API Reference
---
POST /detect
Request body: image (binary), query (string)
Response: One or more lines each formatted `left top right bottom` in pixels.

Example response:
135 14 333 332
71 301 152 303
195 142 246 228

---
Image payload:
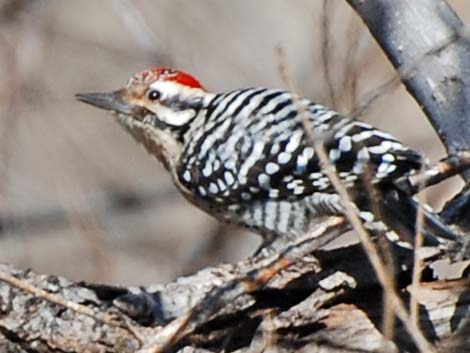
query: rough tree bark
347 0 470 160
1 1 470 352
346 0 470 249
1 246 469 353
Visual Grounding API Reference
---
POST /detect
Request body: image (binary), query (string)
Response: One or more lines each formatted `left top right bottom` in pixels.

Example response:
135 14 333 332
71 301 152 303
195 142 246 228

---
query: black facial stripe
162 96 204 111
158 97 203 142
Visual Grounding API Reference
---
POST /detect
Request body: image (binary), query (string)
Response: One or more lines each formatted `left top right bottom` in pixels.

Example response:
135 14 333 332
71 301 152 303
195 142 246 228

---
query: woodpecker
77 67 456 250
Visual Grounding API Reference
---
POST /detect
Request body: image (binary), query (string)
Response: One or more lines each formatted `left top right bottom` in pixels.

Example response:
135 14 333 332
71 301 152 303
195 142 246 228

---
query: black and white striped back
177 87 422 207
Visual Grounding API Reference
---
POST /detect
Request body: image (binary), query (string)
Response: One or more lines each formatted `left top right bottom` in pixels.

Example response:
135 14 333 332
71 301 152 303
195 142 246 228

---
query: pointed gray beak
76 90 134 115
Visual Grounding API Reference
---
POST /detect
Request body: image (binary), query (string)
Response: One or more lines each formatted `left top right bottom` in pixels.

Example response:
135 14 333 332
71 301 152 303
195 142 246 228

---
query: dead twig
137 216 348 353
347 30 462 119
320 0 337 108
0 268 145 344
277 47 437 353
410 164 428 325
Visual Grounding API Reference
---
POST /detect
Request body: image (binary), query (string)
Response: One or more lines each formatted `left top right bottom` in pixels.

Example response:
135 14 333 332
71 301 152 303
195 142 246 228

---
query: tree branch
347 0 470 161
346 0 470 258
1 244 469 352
2 1 470 352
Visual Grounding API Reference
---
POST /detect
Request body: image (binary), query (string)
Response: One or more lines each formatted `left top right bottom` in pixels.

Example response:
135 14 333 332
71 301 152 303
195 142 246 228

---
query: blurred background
0 0 468 285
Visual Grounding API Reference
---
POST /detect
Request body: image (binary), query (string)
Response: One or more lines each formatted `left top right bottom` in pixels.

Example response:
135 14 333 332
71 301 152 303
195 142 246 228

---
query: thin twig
320 0 337 108
138 216 347 353
359 168 397 339
338 13 364 112
394 152 470 195
410 164 427 325
306 126 435 353
348 30 461 119
276 48 436 353
0 269 145 343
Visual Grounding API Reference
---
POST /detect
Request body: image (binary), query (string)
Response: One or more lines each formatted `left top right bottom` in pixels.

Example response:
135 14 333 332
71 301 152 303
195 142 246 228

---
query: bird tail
377 189 456 248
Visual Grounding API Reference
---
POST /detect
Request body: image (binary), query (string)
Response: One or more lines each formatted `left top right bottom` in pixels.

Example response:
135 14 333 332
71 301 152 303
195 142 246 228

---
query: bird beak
76 89 134 115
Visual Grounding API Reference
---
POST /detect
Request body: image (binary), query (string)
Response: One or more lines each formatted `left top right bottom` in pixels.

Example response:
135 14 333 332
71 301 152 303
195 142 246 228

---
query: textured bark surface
1 0 470 352
1 247 469 353
347 0 470 160
347 0 470 260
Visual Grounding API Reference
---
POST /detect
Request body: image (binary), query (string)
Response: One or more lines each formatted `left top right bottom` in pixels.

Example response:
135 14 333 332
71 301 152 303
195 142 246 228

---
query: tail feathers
378 189 456 248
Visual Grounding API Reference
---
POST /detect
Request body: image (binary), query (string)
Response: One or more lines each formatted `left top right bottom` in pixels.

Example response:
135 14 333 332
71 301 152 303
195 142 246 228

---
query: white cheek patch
147 81 207 127
156 104 196 126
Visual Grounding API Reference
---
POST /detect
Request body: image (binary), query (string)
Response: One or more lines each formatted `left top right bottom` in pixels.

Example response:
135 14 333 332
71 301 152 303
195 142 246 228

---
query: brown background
0 0 468 285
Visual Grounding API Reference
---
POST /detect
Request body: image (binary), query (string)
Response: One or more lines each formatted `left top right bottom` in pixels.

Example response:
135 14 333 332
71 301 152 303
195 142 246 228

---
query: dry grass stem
0 269 144 339
338 13 363 111
139 216 346 353
348 30 463 119
320 0 337 108
410 165 428 325
276 47 436 353
305 128 436 353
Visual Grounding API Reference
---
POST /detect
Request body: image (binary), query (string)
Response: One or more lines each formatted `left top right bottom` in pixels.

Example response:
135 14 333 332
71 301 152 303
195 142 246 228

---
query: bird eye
147 90 161 101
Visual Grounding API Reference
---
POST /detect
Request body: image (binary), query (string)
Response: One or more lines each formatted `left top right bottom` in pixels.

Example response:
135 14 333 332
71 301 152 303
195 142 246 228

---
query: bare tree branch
347 0 470 260
346 0 470 166
2 1 470 352
1 244 469 353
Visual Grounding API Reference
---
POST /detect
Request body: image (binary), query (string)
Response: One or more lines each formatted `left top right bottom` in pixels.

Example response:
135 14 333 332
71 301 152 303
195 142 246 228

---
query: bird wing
178 88 423 205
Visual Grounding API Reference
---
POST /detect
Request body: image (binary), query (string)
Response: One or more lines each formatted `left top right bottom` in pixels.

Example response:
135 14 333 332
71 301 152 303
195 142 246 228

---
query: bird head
77 67 211 133
77 67 213 170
